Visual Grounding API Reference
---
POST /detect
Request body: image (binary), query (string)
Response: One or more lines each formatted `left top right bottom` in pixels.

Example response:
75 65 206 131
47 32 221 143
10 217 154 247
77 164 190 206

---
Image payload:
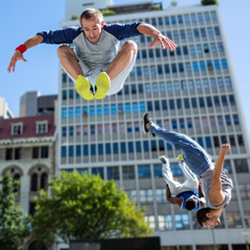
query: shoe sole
95 72 111 100
76 76 94 100
142 112 148 134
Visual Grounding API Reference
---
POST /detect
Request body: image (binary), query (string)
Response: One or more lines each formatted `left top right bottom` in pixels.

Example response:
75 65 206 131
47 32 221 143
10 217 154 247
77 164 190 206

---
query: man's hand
8 51 27 73
148 33 177 51
220 144 230 156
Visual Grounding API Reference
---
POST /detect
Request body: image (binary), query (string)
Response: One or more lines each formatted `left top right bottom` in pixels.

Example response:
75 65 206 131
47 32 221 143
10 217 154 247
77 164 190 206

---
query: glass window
128 141 134 153
150 65 156 75
171 64 177 73
197 137 203 147
183 46 188 55
90 144 96 155
199 97 205 108
199 61 206 71
171 16 176 24
83 145 88 156
176 99 182 109
165 16 170 25
159 215 173 231
178 15 183 24
184 14 190 24
175 214 190 230
234 159 249 173
214 27 220 36
204 12 210 22
69 126 74 136
136 66 142 76
107 166 119 180
120 142 126 154
143 141 149 152
125 103 131 113
92 168 104 179
191 13 197 23
98 144 103 155
154 101 160 111
207 27 214 37
192 62 198 72
221 59 228 69
147 101 153 111
198 13 203 22
193 29 200 38
61 108 67 118
136 141 141 153
68 108 74 118
184 98 190 109
68 145 74 157
138 165 151 179
62 127 67 137
205 137 212 148
122 166 134 179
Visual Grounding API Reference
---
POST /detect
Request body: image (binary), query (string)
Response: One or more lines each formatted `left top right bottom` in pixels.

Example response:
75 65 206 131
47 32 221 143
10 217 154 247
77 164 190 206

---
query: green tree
71 14 79 20
0 172 30 250
170 1 178 7
102 9 116 16
201 0 219 5
32 172 152 245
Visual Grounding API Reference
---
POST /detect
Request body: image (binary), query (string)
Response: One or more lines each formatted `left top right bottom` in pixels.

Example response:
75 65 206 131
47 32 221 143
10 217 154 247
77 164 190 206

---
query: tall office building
19 91 57 117
58 1 250 249
0 97 14 119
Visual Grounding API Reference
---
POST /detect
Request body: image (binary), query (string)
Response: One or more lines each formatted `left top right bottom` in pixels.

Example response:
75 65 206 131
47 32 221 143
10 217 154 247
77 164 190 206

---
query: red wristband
15 44 27 54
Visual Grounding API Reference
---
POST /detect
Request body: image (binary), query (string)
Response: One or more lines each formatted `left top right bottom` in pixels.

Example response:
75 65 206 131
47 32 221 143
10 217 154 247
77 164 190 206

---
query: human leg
106 40 137 80
143 112 212 176
57 45 83 80
179 161 199 192
159 156 183 195
57 45 94 100
94 40 138 99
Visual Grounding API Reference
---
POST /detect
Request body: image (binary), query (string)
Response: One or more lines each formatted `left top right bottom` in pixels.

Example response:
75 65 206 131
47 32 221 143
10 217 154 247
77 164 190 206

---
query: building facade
0 114 56 250
19 91 57 117
58 2 250 250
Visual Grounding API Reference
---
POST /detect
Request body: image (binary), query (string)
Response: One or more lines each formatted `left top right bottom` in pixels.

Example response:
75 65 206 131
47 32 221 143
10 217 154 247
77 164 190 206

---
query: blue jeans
150 123 213 176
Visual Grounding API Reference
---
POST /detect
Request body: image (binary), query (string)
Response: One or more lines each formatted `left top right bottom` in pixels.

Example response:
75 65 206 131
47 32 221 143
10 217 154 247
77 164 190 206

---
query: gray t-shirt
200 165 233 209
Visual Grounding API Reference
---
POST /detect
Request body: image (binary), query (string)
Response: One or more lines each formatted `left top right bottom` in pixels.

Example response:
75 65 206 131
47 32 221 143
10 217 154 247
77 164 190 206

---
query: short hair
185 199 196 211
80 8 103 22
196 207 211 226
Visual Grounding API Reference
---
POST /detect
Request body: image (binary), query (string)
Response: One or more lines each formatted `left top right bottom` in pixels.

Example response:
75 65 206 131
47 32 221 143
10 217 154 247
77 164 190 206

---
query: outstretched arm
166 185 182 206
136 23 177 51
8 35 44 73
209 144 230 206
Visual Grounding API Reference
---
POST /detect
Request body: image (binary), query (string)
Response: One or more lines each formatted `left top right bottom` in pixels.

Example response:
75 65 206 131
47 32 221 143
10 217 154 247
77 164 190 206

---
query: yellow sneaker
95 72 111 100
76 75 94 100
177 154 184 162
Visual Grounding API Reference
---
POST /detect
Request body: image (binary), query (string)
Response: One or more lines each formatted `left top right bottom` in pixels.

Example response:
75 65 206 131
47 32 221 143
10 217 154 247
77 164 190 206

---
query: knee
57 45 72 58
123 40 138 54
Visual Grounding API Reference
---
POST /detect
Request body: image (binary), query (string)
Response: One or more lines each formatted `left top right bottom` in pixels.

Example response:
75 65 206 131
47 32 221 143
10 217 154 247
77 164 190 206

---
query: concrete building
0 114 56 250
57 1 250 249
19 91 57 117
0 97 14 119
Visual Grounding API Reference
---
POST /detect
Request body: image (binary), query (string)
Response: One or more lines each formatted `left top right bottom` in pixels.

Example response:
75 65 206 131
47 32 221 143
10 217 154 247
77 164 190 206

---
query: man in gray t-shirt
8 8 177 101
143 112 233 228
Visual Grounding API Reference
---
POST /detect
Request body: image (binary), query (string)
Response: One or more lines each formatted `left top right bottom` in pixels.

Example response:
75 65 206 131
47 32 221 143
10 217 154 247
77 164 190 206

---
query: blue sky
0 0 250 140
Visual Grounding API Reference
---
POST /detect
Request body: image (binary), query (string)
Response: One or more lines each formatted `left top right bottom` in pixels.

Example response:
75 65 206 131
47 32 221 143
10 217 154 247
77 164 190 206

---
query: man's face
203 214 221 228
81 17 104 43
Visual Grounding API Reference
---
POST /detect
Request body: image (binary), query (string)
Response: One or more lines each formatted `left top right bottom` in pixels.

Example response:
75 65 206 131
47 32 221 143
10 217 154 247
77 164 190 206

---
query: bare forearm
213 153 226 180
211 154 225 190
137 23 160 38
23 35 44 50
166 185 172 199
